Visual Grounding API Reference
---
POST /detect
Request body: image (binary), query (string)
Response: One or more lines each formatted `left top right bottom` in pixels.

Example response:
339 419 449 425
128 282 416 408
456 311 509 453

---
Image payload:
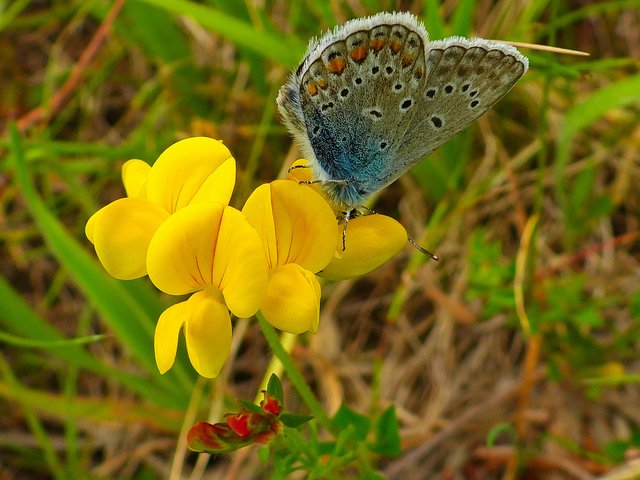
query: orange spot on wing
317 79 328 89
350 46 368 63
401 54 415 67
307 82 318 96
390 39 402 54
327 57 347 75
371 38 385 53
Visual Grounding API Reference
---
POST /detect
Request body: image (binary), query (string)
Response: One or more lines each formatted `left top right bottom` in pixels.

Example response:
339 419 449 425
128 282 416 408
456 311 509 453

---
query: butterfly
277 11 528 210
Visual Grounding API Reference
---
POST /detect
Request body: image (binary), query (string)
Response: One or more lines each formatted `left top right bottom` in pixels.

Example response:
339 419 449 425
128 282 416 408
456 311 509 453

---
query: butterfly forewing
385 38 528 183
292 14 430 188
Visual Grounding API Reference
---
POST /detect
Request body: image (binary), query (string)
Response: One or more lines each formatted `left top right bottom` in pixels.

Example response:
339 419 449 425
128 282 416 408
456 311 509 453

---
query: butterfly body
277 12 528 209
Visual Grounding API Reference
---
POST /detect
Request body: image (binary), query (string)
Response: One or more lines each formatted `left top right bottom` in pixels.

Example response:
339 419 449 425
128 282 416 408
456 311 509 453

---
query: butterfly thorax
306 113 398 207
319 175 372 209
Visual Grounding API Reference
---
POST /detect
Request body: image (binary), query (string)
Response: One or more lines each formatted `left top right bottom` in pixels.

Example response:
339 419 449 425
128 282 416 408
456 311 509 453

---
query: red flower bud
261 393 282 416
187 422 231 452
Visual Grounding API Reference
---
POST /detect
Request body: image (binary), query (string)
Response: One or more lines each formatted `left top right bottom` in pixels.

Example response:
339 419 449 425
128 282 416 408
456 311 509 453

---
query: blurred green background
1 0 639 478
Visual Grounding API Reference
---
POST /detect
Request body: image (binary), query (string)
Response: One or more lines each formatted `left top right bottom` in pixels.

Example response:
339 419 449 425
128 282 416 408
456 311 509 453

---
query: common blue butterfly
277 11 528 210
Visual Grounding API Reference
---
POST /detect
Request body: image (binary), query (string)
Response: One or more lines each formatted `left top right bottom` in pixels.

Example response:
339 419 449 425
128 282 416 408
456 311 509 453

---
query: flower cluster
86 137 407 377
187 390 284 453
187 374 311 453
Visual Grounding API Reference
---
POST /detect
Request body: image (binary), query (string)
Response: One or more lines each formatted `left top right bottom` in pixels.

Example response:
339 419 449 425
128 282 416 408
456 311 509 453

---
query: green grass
1 0 639 478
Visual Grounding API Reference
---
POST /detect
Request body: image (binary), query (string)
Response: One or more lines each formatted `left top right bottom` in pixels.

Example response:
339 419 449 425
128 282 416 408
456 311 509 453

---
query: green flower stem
254 330 294 403
257 312 335 434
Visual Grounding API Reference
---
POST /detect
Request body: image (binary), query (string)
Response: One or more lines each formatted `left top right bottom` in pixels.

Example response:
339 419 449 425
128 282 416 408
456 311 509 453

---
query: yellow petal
243 180 337 272
146 137 235 213
183 290 232 378
147 203 267 318
287 159 342 211
147 202 225 295
154 300 189 374
85 209 100 244
189 156 236 206
240 184 277 268
90 198 169 279
260 264 320 334
320 214 407 280
214 207 268 318
122 159 150 198
287 159 314 182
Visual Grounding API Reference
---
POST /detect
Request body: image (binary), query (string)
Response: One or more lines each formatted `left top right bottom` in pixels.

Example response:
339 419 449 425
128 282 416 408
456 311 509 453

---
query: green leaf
267 373 284 403
603 439 630 464
486 422 516 447
423 0 445 39
556 73 640 242
363 474 386 480
569 166 596 215
631 292 640 318
0 270 177 407
451 0 476 36
117 1 207 115
0 330 108 348
370 406 401 457
332 404 371 441
239 400 264 415
575 309 604 328
280 413 313 428
134 0 303 66
316 441 338 456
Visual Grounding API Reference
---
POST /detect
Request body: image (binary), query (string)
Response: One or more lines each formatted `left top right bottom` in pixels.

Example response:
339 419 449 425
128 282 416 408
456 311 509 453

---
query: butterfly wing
378 38 528 186
277 12 431 205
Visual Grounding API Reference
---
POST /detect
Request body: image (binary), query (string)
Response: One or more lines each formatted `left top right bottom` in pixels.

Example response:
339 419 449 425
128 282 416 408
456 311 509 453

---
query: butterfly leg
358 205 377 215
287 164 309 172
339 208 362 251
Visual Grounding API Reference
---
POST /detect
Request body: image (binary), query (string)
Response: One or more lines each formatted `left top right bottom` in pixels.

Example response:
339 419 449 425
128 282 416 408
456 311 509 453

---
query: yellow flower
148 202 268 378
242 180 337 334
85 137 412 378
287 159 408 280
85 137 235 279
320 214 407 281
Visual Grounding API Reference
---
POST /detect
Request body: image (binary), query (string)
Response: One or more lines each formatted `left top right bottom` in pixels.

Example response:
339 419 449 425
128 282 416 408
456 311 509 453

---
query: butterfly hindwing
385 38 528 184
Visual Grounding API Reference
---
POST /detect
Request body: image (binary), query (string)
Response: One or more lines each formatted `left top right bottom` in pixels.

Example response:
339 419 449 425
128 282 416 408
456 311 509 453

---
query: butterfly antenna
408 237 439 261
